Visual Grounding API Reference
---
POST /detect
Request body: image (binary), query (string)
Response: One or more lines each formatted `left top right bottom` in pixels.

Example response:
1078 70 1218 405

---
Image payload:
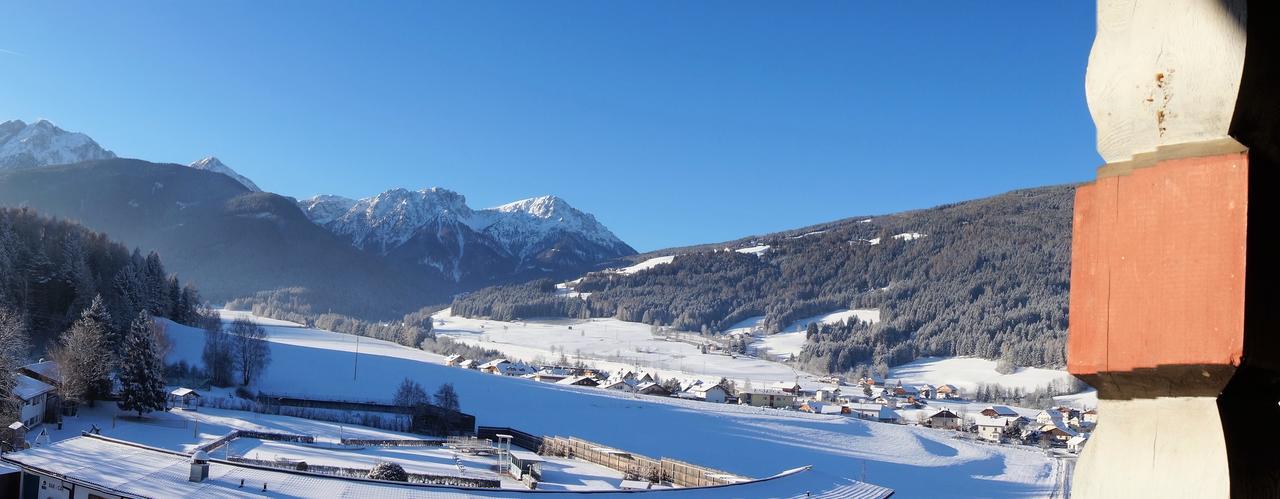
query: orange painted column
1070 1 1280 497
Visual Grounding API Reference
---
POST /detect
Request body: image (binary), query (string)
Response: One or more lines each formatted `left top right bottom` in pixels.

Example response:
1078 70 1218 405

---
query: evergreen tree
116 310 166 417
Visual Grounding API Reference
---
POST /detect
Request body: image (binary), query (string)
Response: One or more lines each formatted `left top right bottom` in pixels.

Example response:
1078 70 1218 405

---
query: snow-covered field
729 309 881 360
434 310 809 387
607 255 675 275
152 312 1064 497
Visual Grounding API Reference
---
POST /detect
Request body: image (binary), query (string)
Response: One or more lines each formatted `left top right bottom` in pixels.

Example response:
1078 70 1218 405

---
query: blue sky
0 2 1098 252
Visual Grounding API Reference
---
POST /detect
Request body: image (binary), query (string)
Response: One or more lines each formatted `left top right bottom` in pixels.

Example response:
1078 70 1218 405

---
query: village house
1067 434 1088 453
980 406 1019 418
444 354 464 366
600 379 637 392
738 389 796 409
925 409 961 430
799 401 843 415
684 384 730 404
1038 420 1077 445
891 384 919 398
635 382 671 397
12 375 55 429
480 359 536 376
814 387 840 402
525 371 569 383
975 417 1009 443
857 376 885 387
1081 409 1098 425
935 384 960 399
872 395 899 408
769 381 802 395
844 403 900 423
555 376 599 387
458 359 477 370
917 384 936 399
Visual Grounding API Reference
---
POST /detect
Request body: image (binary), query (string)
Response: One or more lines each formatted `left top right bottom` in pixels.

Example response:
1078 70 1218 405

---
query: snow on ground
869 232 928 245
607 255 675 275
433 310 806 388
154 312 1060 497
891 357 1089 400
733 309 881 360
734 244 771 256
41 400 622 491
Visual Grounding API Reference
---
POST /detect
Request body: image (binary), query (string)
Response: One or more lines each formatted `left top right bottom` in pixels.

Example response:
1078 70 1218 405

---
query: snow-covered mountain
0 119 116 169
188 156 261 192
299 188 635 282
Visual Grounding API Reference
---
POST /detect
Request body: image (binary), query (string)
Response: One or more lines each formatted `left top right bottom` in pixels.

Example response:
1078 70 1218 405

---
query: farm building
925 409 961 430
738 390 796 409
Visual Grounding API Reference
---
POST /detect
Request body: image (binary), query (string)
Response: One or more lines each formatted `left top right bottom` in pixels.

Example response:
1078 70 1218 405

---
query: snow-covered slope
0 119 116 169
298 189 635 282
188 156 261 192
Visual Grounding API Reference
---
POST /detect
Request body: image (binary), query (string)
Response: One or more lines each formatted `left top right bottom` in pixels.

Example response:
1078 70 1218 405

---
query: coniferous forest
0 207 204 353
453 185 1074 375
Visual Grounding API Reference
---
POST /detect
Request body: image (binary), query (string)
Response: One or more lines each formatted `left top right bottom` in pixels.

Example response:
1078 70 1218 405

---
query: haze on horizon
0 2 1100 251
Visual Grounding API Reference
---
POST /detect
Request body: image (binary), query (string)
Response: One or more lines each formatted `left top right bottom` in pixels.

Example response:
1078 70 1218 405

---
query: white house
685 384 729 403
845 403 900 423
975 417 1009 443
600 379 638 392
13 375 54 429
1067 434 1088 453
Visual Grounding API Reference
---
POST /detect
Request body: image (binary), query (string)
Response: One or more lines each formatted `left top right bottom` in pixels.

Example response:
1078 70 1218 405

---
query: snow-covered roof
3 435 540 498
169 388 200 398
555 376 594 385
801 402 843 414
13 374 54 400
478 359 510 369
1067 435 1088 445
975 416 1010 427
508 450 545 462
22 360 61 383
983 405 1018 417
688 384 726 395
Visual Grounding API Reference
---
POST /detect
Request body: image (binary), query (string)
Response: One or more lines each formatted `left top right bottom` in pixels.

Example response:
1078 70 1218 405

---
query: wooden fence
539 436 747 488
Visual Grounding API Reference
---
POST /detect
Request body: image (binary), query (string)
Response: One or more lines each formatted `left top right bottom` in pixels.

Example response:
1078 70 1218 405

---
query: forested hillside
452 185 1075 375
0 207 204 351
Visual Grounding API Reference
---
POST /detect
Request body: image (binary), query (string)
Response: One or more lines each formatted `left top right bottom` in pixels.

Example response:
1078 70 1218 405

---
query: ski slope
160 313 1061 497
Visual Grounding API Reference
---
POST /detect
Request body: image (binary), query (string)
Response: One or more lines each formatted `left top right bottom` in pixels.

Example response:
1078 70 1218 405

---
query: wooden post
1070 1 1280 497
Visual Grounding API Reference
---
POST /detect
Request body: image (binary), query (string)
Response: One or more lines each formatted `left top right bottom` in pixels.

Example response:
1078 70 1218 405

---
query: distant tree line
452 185 1074 373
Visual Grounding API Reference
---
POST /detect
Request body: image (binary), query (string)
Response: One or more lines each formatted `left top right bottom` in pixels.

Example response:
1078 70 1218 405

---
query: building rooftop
13 374 55 401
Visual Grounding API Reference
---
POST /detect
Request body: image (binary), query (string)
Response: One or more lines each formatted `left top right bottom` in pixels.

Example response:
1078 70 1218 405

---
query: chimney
189 451 210 482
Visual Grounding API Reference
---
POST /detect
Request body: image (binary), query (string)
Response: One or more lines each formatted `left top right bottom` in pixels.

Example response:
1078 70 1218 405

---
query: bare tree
202 315 235 386
52 299 113 406
433 383 460 412
230 319 270 386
